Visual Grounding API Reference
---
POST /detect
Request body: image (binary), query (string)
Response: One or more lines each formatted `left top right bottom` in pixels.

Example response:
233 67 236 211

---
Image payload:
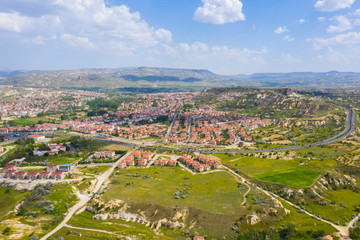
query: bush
2 227 11 236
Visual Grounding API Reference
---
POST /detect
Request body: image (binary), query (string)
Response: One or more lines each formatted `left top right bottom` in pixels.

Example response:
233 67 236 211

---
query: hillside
0 67 254 90
235 71 360 88
194 88 335 118
2 67 360 90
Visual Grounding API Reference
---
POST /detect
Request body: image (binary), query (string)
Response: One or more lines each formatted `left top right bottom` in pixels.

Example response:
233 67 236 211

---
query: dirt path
223 166 357 240
40 150 135 240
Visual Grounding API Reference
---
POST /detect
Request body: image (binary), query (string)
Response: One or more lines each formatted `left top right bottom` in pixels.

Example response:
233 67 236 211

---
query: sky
1 0 360 74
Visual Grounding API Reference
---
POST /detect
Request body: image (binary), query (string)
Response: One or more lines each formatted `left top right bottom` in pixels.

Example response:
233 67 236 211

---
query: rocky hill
194 88 334 118
2 67 360 90
0 67 254 90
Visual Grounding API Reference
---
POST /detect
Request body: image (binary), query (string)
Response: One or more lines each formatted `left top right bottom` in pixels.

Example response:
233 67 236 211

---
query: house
46 164 59 172
28 134 46 141
125 158 135 166
38 171 51 179
94 151 115 159
58 164 74 172
213 161 223 169
167 159 177 166
204 164 211 171
2 165 16 172
118 161 126 169
193 236 205 240
4 170 16 179
26 172 39 180
51 171 64 180
137 159 147 166
14 171 27 180
0 128 8 134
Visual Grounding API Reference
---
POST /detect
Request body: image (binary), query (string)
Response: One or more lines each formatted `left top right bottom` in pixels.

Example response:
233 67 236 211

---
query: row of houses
153 158 177 167
93 151 115 159
118 151 154 168
178 155 223 172
0 164 74 181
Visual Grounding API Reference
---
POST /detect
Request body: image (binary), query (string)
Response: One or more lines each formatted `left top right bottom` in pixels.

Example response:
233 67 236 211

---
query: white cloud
315 0 355 12
311 32 360 49
299 19 305 24
327 15 352 32
283 35 295 42
61 34 94 49
0 0 172 53
318 17 326 22
154 29 172 43
274 26 288 34
193 0 245 24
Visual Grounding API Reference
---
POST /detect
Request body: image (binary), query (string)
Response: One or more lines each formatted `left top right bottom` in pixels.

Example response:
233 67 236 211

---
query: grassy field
275 200 336 233
0 188 29 222
65 211 177 239
78 165 110 175
104 167 245 215
100 167 257 238
305 189 360 225
254 169 320 188
213 149 340 188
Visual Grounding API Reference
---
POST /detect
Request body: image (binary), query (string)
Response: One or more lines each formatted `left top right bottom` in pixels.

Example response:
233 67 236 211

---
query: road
40 150 134 240
40 102 356 239
165 115 177 137
87 102 356 154
223 166 355 239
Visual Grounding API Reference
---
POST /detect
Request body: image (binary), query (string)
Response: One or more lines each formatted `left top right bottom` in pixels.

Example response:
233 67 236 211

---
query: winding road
85 102 356 155
40 102 357 239
40 150 134 240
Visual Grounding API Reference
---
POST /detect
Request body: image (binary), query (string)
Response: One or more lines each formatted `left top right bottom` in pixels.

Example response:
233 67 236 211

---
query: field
78 165 110 176
305 189 360 225
64 211 177 239
0 183 78 239
0 188 29 222
104 167 245 215
213 152 334 188
254 169 320 188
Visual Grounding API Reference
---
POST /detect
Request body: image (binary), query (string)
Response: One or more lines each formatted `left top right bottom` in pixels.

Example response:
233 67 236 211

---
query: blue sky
1 0 360 74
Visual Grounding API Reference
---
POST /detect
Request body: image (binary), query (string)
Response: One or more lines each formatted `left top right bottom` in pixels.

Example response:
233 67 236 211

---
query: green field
305 189 360 225
0 188 29 221
78 165 110 175
213 151 337 188
65 211 176 239
104 167 245 215
275 200 336 233
254 169 320 188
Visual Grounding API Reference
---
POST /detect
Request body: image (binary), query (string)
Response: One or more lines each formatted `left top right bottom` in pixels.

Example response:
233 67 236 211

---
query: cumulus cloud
299 19 306 24
274 26 288 34
193 0 245 24
311 32 360 49
327 15 352 32
0 0 172 53
283 35 295 42
315 0 355 12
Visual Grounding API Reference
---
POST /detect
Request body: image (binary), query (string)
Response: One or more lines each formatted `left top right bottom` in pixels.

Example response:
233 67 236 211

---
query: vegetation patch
254 169 320 188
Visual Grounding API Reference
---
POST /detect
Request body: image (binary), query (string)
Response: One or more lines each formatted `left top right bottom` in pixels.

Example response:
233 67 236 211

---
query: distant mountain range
0 67 359 90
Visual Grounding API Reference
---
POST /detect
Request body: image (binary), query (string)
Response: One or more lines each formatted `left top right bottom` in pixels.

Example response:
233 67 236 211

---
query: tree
29 233 39 240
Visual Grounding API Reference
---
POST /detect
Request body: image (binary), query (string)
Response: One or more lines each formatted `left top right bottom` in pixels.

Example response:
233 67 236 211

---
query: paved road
40 150 134 240
82 102 356 155
165 115 177 137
